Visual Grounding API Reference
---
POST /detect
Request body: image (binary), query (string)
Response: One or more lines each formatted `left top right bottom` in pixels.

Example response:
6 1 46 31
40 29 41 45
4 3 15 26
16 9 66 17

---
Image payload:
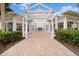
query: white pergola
17 3 58 39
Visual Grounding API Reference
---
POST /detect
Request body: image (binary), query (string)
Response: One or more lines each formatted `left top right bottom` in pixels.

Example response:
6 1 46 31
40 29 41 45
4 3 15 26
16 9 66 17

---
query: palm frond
5 3 13 12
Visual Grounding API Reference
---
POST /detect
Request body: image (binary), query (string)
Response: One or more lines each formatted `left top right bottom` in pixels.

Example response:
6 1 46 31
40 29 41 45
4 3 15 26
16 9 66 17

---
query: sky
9 3 79 16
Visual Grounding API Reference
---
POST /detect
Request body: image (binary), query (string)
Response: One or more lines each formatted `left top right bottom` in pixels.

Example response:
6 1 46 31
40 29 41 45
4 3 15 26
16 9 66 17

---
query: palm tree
5 3 12 13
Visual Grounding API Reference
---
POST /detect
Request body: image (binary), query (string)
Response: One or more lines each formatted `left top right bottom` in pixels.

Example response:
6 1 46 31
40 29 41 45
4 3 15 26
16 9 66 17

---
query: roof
6 11 20 16
63 10 79 17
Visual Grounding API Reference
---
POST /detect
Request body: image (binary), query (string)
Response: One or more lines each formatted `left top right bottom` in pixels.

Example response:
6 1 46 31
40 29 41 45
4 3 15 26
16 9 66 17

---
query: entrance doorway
38 27 42 31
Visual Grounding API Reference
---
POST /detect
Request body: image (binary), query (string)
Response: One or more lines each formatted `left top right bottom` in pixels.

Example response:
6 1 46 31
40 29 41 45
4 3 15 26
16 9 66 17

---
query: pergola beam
29 4 39 10
27 11 53 14
40 3 53 11
28 3 53 12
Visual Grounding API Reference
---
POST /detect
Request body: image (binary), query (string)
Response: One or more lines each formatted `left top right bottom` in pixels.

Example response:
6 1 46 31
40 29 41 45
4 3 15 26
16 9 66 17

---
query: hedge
0 31 22 44
56 29 79 45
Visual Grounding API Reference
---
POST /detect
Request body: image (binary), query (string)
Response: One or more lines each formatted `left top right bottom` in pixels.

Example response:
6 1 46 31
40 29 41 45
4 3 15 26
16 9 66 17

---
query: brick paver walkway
1 32 76 56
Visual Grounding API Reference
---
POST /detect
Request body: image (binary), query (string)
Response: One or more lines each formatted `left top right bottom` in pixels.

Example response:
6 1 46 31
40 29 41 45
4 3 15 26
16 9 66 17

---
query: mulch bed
56 39 79 56
0 40 22 54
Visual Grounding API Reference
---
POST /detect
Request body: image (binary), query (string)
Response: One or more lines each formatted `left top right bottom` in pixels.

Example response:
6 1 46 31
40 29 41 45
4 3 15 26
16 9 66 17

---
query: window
67 22 73 29
28 24 29 32
68 22 78 30
7 22 12 31
17 24 22 31
58 22 63 29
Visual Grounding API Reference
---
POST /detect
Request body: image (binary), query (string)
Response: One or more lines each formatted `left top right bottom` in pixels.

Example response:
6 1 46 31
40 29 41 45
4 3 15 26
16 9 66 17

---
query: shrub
56 29 79 45
0 31 22 44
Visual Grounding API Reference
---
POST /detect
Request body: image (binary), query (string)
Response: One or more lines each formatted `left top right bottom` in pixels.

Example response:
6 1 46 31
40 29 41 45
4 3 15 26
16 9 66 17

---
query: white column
35 25 36 32
22 17 25 37
51 21 54 39
47 24 49 32
46 25 47 32
25 16 28 39
5 22 8 31
48 23 50 32
32 25 34 32
63 17 67 29
36 27 38 32
34 25 36 32
29 23 32 32
42 27 44 31
55 17 58 30
13 17 16 31
35 26 36 32
45 26 46 32
29 24 31 32
33 25 34 32
30 23 33 32
28 24 30 32
50 24 52 32
29 23 30 32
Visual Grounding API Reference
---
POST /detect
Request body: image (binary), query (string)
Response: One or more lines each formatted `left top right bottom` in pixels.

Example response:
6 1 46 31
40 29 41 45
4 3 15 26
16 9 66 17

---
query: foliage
5 3 13 12
47 20 52 23
0 31 22 44
56 29 79 45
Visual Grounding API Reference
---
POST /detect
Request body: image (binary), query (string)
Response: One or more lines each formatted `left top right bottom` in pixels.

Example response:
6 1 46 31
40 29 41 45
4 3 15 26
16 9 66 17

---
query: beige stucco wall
57 16 64 23
57 15 79 23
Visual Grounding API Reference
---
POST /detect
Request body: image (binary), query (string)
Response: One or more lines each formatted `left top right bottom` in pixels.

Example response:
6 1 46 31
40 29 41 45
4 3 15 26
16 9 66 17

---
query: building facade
0 3 79 39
